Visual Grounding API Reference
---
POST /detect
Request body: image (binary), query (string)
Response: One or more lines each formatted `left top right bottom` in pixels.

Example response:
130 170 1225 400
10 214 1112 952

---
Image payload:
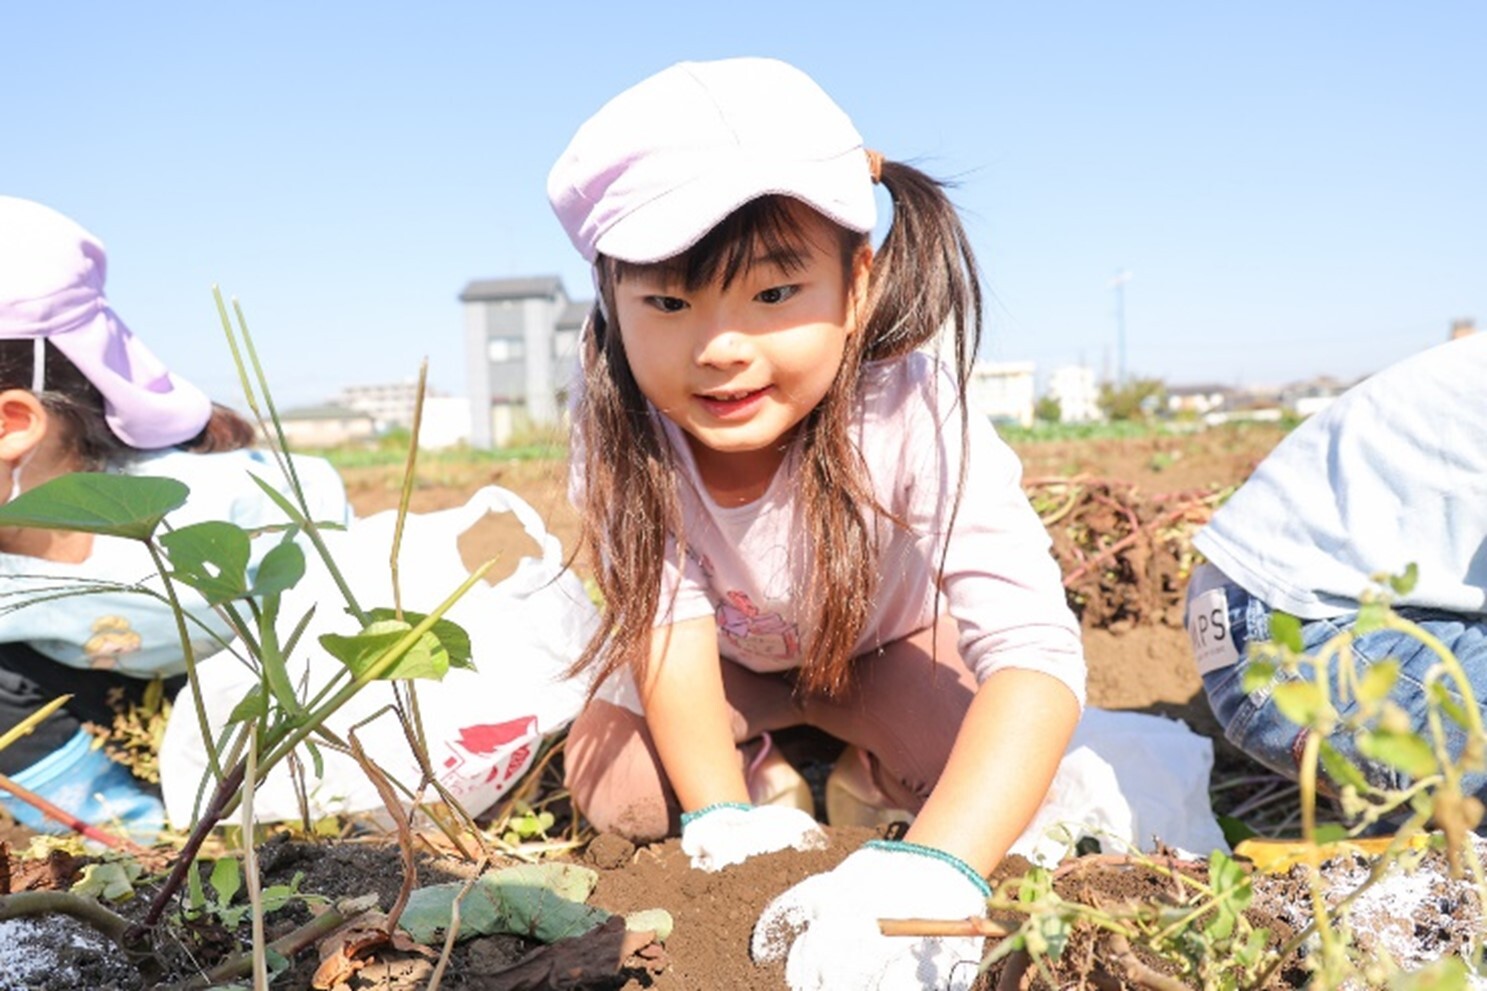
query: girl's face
613 207 870 496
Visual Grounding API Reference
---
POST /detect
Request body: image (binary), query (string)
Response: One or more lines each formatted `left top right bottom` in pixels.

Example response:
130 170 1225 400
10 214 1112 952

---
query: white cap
548 58 877 264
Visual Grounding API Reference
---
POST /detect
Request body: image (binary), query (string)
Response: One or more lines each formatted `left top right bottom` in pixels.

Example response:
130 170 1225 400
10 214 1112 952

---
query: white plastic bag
1009 707 1231 864
160 486 596 827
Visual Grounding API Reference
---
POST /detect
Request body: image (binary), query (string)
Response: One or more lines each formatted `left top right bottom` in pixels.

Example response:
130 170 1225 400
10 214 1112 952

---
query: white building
460 276 588 449
969 361 1036 428
272 404 376 449
1045 365 1100 423
338 381 448 432
1166 384 1231 418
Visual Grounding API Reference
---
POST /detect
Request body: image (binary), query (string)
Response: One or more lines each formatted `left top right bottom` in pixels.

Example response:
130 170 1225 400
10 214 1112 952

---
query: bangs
606 196 855 292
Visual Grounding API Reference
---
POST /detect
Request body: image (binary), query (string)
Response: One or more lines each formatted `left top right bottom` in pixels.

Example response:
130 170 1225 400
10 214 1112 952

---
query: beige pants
563 617 975 841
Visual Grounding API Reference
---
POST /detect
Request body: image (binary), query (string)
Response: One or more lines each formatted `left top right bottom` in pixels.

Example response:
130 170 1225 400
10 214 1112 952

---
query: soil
21 421 1467 991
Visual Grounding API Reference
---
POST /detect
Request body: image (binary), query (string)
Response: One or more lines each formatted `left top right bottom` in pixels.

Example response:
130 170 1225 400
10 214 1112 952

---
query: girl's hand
751 840 989 991
680 802 827 872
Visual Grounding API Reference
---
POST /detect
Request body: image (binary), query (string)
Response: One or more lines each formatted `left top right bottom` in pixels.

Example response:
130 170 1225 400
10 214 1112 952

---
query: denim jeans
1187 570 1487 807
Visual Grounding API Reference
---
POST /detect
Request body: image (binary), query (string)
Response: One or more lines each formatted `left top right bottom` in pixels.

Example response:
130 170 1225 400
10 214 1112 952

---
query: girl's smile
694 385 773 420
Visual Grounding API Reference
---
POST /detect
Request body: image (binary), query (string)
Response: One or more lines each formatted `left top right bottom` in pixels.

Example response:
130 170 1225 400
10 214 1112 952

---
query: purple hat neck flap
0 197 212 449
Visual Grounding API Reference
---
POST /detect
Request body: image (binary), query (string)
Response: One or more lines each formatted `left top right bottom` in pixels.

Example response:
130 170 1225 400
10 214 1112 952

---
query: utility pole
1108 269 1132 388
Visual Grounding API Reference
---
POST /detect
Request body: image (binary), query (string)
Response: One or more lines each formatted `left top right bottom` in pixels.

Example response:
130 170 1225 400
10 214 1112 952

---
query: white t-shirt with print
1194 334 1487 620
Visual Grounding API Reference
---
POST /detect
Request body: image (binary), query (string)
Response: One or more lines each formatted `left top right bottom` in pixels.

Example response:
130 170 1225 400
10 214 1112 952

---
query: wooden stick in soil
878 917 1011 938
0 773 151 855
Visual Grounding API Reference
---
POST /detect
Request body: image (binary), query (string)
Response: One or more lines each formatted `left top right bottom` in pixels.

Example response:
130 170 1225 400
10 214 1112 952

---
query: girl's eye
755 285 799 305
645 295 688 313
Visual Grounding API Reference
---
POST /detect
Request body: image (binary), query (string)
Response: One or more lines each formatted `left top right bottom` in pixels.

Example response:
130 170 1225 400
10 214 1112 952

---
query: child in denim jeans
1186 333 1487 810
0 197 348 839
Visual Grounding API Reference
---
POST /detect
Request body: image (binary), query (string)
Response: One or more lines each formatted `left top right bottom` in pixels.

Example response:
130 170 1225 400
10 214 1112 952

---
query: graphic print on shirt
716 590 801 661
83 616 143 669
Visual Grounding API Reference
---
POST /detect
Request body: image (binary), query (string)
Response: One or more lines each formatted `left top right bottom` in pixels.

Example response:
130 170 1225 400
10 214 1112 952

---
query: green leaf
1217 815 1258 848
365 608 473 670
1429 682 1472 730
980 933 1028 968
1312 823 1349 844
160 521 251 605
0 473 187 540
1354 601 1389 635
1318 740 1370 792
1236 928 1269 967
1205 903 1237 940
1357 660 1399 706
1033 911 1071 959
251 540 306 598
623 909 674 942
259 872 307 914
1272 681 1326 727
72 860 143 902
1357 729 1437 779
187 859 207 914
209 856 242 906
228 684 268 723
1241 662 1276 695
320 620 449 681
1268 612 1303 652
1018 866 1052 903
1389 563 1420 597
399 863 610 944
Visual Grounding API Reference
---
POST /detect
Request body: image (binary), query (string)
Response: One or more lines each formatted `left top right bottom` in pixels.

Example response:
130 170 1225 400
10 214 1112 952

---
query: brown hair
571 160 982 699
0 340 255 468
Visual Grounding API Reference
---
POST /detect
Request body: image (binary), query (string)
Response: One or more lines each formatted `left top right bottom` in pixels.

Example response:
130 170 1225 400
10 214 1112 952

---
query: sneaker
824 745 913 828
741 732 815 816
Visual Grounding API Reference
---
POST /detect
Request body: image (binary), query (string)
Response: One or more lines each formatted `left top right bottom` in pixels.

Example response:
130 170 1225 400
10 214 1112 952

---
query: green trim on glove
864 839 992 898
680 801 752 827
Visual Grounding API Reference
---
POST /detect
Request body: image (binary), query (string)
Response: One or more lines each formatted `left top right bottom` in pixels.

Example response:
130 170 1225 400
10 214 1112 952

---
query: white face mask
8 447 34 503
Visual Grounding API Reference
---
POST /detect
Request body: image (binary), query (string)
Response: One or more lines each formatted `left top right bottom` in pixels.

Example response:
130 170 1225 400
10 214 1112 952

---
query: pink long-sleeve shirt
646 351 1086 705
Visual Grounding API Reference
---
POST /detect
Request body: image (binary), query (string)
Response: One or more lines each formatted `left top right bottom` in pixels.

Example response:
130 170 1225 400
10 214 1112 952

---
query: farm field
21 420 1478 991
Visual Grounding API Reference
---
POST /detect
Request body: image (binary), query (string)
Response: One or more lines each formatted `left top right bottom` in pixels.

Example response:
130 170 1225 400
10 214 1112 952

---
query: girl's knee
562 701 676 842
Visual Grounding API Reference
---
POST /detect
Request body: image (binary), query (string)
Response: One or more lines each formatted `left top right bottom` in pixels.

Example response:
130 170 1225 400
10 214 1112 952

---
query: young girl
0 196 348 838
548 59 1086 986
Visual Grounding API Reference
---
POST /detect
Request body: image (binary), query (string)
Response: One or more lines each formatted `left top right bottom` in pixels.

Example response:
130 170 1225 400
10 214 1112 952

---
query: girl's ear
0 390 50 462
847 244 874 334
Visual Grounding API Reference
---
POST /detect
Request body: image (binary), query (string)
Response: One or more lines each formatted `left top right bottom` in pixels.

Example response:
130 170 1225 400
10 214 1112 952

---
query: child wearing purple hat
0 196 348 838
548 59 1086 988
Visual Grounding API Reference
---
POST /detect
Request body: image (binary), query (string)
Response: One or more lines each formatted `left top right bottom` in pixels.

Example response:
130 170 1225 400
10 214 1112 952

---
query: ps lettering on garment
1187 588 1240 676
1194 607 1226 645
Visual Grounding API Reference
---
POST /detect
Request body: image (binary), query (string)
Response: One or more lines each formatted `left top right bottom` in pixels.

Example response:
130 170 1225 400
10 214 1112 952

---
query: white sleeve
906 370 1086 706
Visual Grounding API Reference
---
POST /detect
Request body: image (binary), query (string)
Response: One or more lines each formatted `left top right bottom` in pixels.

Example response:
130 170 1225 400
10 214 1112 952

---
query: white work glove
680 802 828 872
751 840 990 991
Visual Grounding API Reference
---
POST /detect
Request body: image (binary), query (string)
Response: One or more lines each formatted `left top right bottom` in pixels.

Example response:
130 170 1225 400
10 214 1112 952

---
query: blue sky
5 3 1483 407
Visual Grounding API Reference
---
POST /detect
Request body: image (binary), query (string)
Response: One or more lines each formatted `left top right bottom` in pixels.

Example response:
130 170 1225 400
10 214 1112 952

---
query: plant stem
145 542 223 784
137 760 247 932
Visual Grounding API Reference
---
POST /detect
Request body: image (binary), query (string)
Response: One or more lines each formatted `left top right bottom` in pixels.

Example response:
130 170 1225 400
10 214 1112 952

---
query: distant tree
1098 377 1167 422
1034 394 1063 423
